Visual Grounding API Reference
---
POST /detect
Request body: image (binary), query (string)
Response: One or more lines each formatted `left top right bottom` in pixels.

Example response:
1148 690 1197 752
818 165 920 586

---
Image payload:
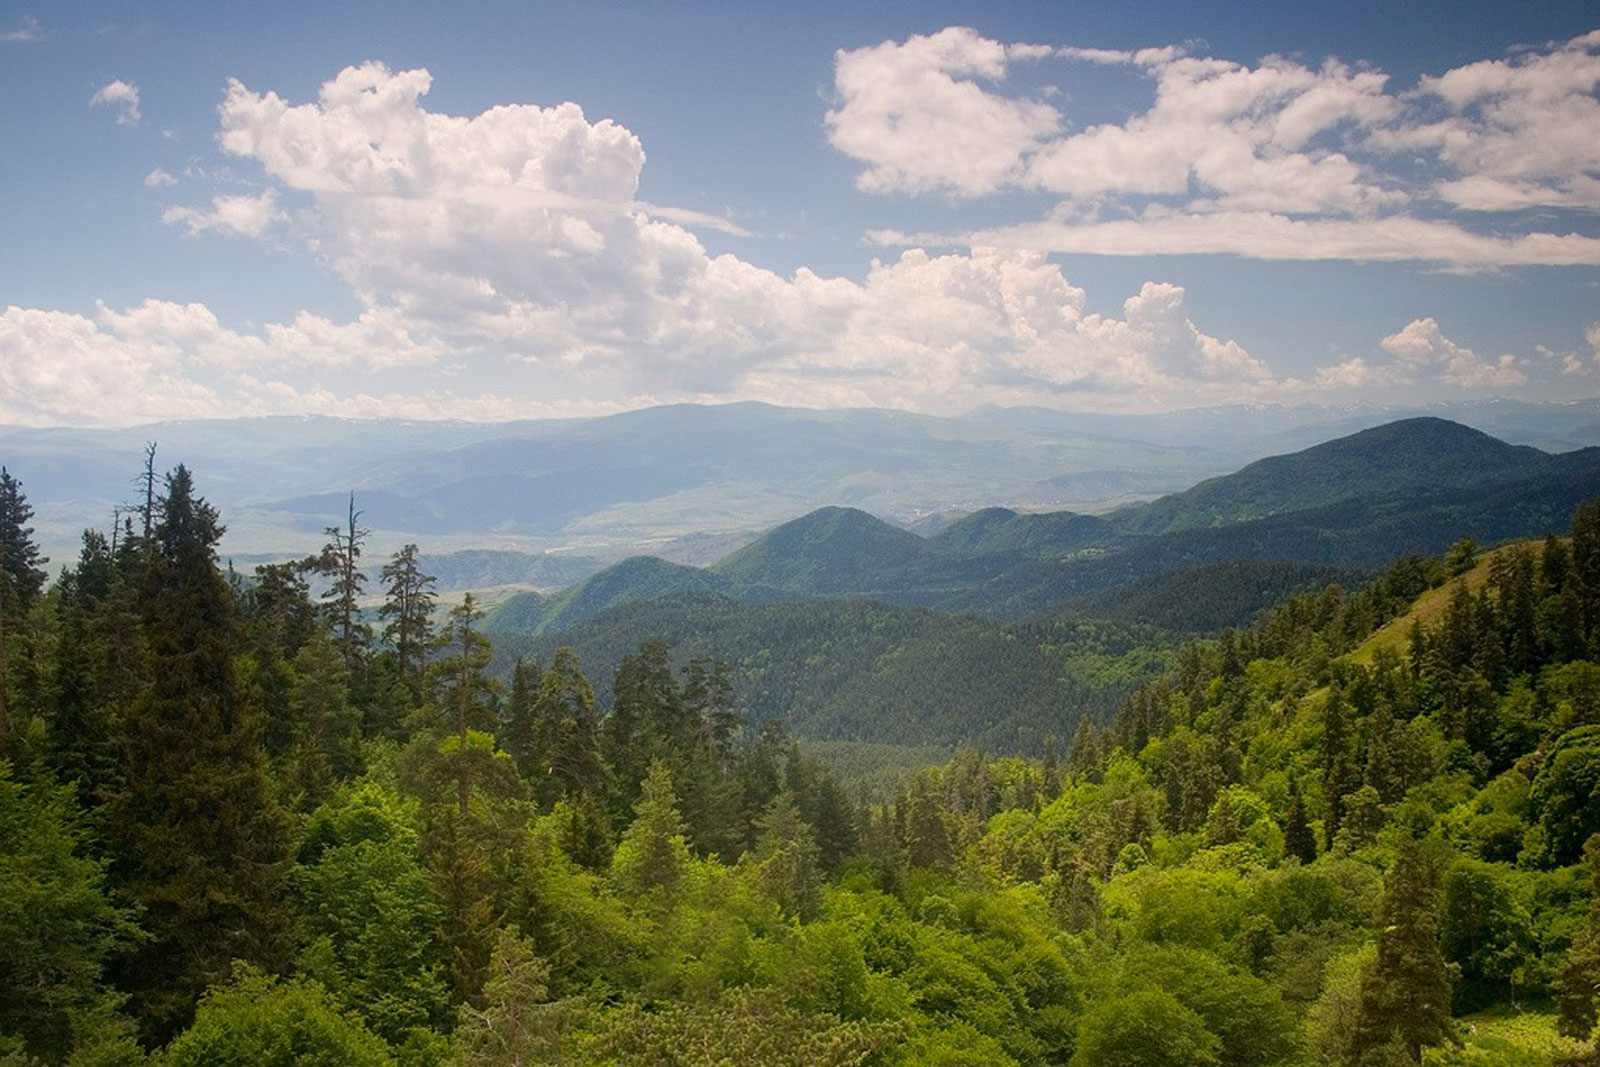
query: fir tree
426 594 498 816
750 790 822 917
610 759 691 903
107 465 290 1041
1354 834 1455 1061
379 543 436 698
1556 834 1600 1047
1284 776 1317 864
530 648 605 809
1574 500 1600 651
319 492 370 671
500 658 542 779
0 467 48 614
1322 686 1358 851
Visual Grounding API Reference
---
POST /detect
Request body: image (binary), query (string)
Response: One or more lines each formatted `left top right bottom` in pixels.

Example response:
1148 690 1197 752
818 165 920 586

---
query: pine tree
610 759 691 903
750 790 822 917
1355 834 1455 1061
1574 500 1600 651
606 641 682 803
0 467 48 614
1322 687 1357 852
107 465 290 1041
379 543 436 698
426 594 498 817
320 492 370 671
500 658 542 779
0 468 48 756
530 648 604 809
1556 834 1600 1048
1284 776 1317 864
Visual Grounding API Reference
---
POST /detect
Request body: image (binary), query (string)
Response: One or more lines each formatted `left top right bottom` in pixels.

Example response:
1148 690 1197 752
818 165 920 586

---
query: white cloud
89 79 141 125
825 27 1063 197
1379 317 1526 388
1390 29 1600 211
873 209 1600 268
834 28 1600 267
0 15 41 42
1027 52 1400 215
143 167 177 188
10 59 1583 426
1313 356 1387 390
162 189 283 237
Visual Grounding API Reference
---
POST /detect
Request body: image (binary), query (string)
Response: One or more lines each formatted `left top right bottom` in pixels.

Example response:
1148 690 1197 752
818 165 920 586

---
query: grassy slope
1347 540 1561 666
1425 1009 1588 1066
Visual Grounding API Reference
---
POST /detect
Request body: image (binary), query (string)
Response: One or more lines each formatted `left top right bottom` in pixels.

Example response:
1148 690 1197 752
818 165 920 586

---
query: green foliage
157 966 393 1066
0 762 142 1062
1070 989 1221 1067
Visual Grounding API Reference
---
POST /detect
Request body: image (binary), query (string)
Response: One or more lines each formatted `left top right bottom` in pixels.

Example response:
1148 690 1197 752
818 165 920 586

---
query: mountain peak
712 506 927 593
1117 417 1551 535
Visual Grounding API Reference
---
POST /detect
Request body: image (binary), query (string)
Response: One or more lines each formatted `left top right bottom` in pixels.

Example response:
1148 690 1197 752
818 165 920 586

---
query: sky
1 0 1598 427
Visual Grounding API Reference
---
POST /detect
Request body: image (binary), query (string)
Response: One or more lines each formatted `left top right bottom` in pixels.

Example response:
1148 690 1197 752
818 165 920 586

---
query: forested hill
1111 417 1558 534
484 418 1600 635
5 454 1600 1065
488 595 1173 751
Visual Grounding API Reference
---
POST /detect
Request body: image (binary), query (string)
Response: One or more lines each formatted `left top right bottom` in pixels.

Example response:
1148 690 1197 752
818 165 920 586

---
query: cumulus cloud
89 79 141 125
143 167 177 188
1385 28 1600 212
834 28 1600 268
1027 52 1400 215
0 295 457 425
2 58 1276 421
825 27 1063 197
1379 317 1526 388
9 59 1577 426
162 189 284 237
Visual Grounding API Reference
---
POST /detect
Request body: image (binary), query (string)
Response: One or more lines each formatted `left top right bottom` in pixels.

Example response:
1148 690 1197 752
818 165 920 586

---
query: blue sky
1 0 1598 425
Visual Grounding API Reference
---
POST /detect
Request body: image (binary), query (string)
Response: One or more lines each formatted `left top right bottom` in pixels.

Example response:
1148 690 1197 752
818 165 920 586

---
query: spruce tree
1284 776 1317 864
610 759 691 903
1355 834 1455 1061
530 648 604 809
0 468 47 756
379 543 436 698
0 467 48 613
750 790 822 917
1322 687 1357 851
1556 834 1600 1049
107 465 290 1041
1574 500 1600 651
320 492 370 671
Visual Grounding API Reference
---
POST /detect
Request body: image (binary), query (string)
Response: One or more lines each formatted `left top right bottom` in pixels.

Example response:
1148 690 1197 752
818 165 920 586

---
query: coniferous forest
4 453 1600 1067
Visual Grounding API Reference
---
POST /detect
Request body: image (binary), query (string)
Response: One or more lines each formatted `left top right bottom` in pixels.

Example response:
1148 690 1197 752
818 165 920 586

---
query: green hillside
1113 417 1555 535
490 594 1173 751
486 555 732 635
711 505 930 594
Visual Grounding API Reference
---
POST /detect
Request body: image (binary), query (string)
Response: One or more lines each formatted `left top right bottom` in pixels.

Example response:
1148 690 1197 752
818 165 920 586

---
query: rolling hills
485 417 1600 638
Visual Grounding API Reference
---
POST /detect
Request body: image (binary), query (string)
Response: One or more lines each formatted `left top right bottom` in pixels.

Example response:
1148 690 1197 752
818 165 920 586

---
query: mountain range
7 399 1600 570
486 417 1600 635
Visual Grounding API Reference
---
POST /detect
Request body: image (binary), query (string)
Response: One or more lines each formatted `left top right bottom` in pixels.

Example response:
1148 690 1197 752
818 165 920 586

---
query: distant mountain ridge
1111 418 1553 535
11 399 1600 567
485 417 1600 636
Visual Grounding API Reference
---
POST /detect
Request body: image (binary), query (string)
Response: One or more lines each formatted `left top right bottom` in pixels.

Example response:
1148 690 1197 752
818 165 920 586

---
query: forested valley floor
4 458 1600 1066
